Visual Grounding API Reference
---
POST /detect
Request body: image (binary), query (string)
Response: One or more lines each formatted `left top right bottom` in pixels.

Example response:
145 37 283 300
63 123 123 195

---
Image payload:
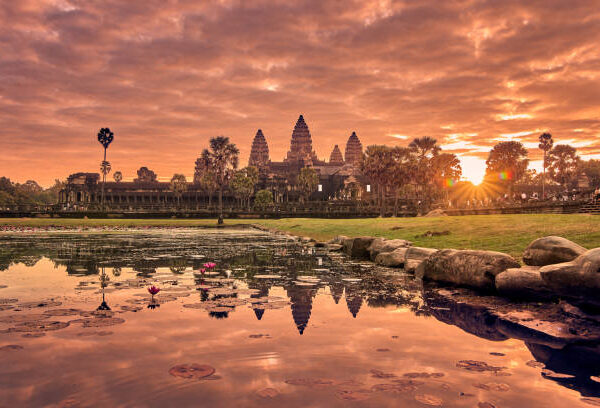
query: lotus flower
148 286 161 296
199 268 206 274
203 262 217 269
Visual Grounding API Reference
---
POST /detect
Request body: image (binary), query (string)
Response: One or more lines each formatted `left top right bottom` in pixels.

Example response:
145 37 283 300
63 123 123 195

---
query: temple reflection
1 233 600 400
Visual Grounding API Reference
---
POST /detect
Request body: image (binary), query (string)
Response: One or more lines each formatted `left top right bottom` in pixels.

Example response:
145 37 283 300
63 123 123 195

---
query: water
0 228 597 407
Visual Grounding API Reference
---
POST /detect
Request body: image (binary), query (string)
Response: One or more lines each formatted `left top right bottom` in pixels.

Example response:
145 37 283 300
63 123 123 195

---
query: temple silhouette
59 115 369 207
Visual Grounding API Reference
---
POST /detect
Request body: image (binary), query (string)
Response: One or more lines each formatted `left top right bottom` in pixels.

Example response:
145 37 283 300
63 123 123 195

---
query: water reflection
0 230 599 407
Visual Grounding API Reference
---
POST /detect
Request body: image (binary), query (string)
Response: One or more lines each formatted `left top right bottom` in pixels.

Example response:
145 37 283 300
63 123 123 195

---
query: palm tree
538 132 553 199
201 136 239 224
97 128 114 210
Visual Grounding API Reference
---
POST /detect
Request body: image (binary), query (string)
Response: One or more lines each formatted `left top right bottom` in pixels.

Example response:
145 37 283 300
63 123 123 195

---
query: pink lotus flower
199 268 207 274
203 262 217 269
148 286 161 296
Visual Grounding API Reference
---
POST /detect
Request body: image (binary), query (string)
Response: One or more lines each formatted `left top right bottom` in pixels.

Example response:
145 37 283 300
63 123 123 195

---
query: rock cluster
328 233 595 307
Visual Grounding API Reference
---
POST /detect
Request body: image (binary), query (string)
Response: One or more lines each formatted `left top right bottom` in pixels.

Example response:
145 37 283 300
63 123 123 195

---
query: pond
0 228 598 407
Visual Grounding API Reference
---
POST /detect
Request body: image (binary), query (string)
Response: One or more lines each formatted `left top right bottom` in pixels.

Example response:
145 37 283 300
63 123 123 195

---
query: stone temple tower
344 131 363 167
285 115 319 164
329 145 344 165
248 129 270 168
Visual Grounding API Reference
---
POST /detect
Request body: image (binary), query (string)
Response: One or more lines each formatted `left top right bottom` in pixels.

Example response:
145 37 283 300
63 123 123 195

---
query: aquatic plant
203 262 217 269
148 286 161 296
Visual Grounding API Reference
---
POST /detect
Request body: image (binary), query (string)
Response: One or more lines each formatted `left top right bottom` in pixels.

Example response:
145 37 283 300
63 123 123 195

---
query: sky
1 0 599 186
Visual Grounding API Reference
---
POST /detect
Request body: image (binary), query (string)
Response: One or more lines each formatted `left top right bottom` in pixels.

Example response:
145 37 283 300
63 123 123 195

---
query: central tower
285 115 319 164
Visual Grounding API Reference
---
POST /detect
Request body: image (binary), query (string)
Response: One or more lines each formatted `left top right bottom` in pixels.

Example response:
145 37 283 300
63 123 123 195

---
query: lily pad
256 388 279 398
43 309 82 317
18 300 62 309
0 298 18 304
0 313 49 323
456 360 506 373
285 378 336 388
370 369 396 379
473 382 510 392
75 317 125 328
254 275 281 279
169 364 215 379
0 344 23 351
335 390 371 401
372 383 417 393
22 332 46 338
415 394 443 406
525 360 545 368
4 321 69 333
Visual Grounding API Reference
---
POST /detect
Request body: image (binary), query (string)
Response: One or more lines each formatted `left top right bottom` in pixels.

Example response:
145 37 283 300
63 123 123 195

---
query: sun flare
459 156 486 185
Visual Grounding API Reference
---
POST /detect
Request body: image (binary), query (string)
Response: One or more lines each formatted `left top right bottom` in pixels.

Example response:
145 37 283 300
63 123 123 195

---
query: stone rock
375 248 410 267
368 238 412 261
327 244 343 252
539 248 600 301
416 249 520 290
523 236 586 266
405 247 439 273
423 209 447 217
343 237 377 259
495 267 553 299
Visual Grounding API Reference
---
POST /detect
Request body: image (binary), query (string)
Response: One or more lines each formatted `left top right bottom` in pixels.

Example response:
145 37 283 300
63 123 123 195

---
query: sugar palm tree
538 132 553 199
201 136 239 224
97 128 114 210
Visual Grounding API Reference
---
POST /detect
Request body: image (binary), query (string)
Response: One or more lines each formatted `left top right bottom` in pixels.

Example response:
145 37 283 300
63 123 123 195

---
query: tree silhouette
539 132 554 198
97 127 114 210
361 145 395 216
485 141 529 195
297 167 319 202
254 189 273 213
230 166 259 209
200 136 239 224
170 174 188 208
409 137 441 210
547 144 580 188
390 147 416 216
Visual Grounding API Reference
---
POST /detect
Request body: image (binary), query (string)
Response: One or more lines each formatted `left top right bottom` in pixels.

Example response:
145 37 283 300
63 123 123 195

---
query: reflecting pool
0 228 598 407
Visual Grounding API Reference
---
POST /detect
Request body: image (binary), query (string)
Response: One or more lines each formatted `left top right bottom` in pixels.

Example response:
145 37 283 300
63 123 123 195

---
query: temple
59 114 370 208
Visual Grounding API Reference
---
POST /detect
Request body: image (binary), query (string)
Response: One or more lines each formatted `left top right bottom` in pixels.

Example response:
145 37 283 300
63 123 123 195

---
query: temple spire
344 131 363 167
329 144 344 165
285 115 319 164
248 129 270 168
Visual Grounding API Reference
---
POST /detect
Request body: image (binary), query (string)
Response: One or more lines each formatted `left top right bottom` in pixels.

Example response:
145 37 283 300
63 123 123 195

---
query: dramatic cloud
1 0 599 185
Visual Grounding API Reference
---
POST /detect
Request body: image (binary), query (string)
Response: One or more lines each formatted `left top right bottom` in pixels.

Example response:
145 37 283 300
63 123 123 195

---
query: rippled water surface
0 228 597 407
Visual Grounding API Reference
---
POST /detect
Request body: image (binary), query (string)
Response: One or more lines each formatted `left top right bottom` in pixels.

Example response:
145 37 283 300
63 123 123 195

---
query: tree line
0 178 64 206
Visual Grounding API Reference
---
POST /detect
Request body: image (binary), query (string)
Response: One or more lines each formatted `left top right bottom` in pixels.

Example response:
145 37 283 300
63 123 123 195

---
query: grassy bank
1 214 599 259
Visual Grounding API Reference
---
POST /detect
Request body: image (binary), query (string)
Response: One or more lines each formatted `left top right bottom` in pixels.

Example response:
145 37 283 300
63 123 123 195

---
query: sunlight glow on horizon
459 156 486 185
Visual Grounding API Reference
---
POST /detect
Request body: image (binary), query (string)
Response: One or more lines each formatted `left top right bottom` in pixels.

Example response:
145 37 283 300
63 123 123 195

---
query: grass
1 214 599 260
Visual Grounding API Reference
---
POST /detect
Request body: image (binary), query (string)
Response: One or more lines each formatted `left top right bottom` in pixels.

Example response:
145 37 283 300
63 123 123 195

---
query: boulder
375 247 410 267
523 236 586 266
423 209 447 217
405 247 439 273
342 236 377 259
416 249 520 290
539 248 600 301
327 244 343 252
368 238 412 261
495 266 553 299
